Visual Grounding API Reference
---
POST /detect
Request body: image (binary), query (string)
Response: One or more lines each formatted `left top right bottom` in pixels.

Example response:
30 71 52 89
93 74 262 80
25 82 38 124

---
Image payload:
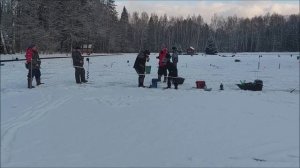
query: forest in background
0 0 299 54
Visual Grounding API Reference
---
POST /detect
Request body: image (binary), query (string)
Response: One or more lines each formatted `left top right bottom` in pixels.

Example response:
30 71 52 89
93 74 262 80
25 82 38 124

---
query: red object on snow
196 81 206 89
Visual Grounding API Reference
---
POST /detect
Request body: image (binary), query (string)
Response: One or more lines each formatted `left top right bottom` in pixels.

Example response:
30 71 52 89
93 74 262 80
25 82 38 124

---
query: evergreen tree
205 39 218 55
119 6 130 52
146 16 155 52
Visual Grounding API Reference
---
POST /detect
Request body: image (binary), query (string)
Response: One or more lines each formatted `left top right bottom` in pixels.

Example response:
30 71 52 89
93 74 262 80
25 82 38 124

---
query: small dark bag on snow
176 77 185 85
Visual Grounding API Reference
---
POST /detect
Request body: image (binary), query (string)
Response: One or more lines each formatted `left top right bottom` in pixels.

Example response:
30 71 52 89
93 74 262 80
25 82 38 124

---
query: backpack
25 48 33 63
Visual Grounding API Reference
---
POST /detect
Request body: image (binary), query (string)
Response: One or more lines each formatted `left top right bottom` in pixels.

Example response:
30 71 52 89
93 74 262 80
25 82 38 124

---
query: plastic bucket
145 66 151 74
177 77 185 85
151 78 159 88
196 81 206 89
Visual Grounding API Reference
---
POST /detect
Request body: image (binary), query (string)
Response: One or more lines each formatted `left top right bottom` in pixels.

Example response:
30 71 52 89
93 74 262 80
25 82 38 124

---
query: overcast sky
115 0 299 22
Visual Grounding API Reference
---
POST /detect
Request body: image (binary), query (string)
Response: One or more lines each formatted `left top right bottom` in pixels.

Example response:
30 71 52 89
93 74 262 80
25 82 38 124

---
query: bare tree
1 1 299 54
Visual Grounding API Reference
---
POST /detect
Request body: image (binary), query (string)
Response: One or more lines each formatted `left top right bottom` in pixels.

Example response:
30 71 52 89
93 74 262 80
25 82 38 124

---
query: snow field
1 52 299 167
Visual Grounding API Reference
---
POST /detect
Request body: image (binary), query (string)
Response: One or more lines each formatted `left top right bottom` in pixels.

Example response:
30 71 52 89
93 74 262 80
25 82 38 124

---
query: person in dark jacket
134 49 150 87
72 46 88 84
171 46 179 67
25 44 43 88
166 53 178 89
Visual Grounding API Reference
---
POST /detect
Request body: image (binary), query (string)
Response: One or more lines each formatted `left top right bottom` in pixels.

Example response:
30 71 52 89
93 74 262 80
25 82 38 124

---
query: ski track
1 94 72 164
82 94 156 107
229 141 299 165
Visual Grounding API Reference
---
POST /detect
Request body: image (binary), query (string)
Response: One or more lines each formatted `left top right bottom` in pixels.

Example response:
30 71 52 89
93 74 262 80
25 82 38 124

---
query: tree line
1 0 299 54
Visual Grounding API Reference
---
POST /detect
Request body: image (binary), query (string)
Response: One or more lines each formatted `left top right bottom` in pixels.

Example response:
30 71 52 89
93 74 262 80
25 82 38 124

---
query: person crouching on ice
72 46 88 84
166 53 178 89
133 49 150 87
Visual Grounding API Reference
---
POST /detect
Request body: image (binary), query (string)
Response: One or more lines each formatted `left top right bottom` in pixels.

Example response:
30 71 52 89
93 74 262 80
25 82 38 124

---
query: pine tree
205 39 218 55
146 16 155 52
119 6 130 52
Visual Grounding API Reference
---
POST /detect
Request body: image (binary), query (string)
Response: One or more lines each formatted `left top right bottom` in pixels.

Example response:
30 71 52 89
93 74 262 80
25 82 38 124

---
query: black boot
36 78 44 86
138 80 145 88
163 76 167 83
167 77 172 88
75 68 81 83
174 80 178 90
138 75 145 87
158 75 161 82
81 69 88 83
138 83 145 87
28 78 35 89
166 82 171 89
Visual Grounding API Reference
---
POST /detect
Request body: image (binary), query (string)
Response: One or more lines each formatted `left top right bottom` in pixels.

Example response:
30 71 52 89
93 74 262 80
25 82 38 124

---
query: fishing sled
237 79 263 91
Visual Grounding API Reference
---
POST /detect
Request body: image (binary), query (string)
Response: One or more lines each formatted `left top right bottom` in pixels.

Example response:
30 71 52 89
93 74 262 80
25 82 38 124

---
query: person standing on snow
166 53 178 89
157 46 168 82
133 49 150 87
72 46 88 84
25 44 43 88
171 46 179 67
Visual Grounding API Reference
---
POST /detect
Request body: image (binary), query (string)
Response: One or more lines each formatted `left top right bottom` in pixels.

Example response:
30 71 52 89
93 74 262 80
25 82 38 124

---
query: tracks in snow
1 94 71 164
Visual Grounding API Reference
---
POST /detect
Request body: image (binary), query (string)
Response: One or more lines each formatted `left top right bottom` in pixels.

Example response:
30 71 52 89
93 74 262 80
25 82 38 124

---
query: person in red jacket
157 47 168 82
25 44 43 88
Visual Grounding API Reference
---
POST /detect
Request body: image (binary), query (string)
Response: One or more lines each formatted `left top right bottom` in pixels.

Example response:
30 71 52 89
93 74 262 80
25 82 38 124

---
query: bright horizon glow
115 0 299 22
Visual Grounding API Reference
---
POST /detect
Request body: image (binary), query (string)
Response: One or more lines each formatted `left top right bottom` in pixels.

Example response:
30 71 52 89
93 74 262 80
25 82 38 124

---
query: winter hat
143 49 150 55
28 44 36 49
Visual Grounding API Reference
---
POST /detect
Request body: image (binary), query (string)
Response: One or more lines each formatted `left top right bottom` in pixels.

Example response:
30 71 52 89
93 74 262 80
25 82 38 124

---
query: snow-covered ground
1 52 299 167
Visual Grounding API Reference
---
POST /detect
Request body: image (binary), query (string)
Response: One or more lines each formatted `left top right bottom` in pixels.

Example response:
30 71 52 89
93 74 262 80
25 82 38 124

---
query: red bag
25 48 33 63
196 81 206 89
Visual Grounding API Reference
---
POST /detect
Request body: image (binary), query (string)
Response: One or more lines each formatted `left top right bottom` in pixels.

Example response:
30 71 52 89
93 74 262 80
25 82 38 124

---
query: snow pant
27 68 41 88
75 67 86 83
167 75 178 89
135 68 145 87
27 68 41 79
158 66 167 82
